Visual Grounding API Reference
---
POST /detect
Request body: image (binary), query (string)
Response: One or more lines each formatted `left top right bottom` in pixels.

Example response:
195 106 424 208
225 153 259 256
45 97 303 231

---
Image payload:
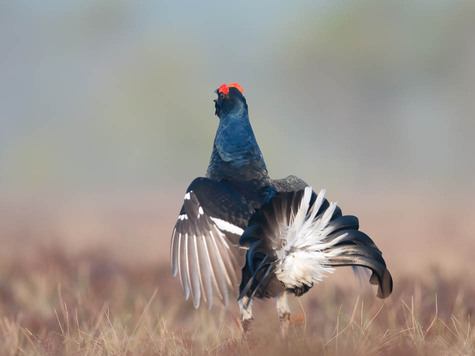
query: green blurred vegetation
1 1 474 193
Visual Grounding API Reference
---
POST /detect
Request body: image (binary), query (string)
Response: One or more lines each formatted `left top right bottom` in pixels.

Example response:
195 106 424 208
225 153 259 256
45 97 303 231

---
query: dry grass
0 248 473 355
0 189 474 355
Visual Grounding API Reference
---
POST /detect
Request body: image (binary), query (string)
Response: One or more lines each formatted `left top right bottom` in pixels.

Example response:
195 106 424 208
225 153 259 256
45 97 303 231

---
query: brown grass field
0 187 474 355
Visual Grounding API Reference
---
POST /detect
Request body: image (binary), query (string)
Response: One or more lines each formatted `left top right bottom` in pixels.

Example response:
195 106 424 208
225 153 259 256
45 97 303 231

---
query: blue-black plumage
170 83 393 336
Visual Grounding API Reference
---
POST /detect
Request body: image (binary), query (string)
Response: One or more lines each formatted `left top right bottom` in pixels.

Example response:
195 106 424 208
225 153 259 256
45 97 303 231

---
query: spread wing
170 177 254 309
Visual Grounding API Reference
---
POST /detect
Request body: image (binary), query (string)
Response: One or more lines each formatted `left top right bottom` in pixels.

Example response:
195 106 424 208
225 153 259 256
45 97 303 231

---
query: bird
170 83 393 336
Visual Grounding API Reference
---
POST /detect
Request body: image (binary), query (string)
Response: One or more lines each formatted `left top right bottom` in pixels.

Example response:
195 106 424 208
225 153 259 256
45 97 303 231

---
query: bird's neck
206 115 269 184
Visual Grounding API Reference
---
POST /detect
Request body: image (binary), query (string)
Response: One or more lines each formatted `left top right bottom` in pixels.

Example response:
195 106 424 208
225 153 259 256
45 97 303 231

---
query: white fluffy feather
275 187 340 289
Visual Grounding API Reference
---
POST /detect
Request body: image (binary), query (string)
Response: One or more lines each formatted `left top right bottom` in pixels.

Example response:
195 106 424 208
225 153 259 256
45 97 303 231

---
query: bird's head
214 83 247 118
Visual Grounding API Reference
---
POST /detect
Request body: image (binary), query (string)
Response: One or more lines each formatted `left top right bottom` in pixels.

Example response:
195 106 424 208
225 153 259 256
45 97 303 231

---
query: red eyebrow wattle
228 83 243 94
218 84 229 95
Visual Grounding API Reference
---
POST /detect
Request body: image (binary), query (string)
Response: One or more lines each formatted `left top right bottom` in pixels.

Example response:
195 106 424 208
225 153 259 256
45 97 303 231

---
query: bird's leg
275 290 291 337
238 296 254 338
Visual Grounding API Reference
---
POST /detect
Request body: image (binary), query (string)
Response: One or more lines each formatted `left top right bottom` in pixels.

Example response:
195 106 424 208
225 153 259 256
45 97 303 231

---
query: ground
0 187 474 355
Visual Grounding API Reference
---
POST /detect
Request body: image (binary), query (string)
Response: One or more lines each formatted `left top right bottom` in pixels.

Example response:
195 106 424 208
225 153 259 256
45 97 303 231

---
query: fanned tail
239 187 393 301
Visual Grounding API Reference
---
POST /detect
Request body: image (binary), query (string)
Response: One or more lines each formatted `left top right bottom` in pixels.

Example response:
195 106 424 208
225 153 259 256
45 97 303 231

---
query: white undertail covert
275 187 344 289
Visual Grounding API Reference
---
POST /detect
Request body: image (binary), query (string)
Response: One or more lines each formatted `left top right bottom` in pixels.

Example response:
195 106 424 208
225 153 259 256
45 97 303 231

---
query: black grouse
170 83 393 335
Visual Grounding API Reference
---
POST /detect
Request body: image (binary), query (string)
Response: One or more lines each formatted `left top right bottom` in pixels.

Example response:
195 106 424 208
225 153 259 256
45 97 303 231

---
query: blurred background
1 1 475 278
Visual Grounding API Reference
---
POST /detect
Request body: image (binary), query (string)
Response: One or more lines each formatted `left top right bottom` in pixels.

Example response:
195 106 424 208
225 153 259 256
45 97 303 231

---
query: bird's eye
219 92 225 99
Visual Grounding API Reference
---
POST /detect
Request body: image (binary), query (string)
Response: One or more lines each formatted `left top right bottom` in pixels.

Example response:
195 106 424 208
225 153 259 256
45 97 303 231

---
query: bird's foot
279 312 291 338
241 318 253 335
240 318 258 346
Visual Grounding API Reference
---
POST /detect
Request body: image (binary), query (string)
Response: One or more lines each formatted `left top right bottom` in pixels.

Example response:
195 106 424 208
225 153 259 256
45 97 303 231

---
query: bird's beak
213 89 221 117
214 99 220 117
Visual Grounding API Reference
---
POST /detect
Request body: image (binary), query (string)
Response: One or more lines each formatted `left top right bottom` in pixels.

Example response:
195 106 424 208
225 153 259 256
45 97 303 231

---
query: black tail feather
327 247 393 298
239 187 393 301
